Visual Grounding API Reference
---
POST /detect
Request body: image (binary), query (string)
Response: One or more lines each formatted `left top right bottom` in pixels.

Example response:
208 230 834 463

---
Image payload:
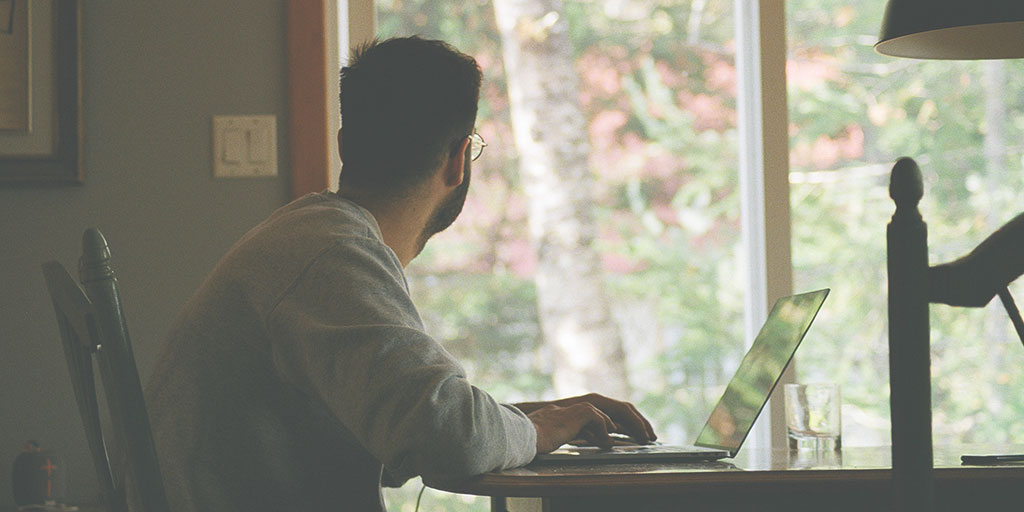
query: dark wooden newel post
886 157 934 510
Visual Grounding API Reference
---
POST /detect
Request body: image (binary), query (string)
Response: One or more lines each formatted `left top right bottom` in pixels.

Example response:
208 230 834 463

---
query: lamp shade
875 0 1024 59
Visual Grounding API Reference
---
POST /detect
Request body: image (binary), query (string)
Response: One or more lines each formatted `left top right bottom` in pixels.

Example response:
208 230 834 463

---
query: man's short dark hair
339 36 482 195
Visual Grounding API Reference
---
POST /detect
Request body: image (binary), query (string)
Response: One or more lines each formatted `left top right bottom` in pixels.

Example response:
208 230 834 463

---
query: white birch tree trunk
492 0 630 398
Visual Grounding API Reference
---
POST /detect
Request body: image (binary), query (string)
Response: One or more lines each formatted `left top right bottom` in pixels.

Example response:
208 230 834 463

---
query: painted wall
1 1 292 506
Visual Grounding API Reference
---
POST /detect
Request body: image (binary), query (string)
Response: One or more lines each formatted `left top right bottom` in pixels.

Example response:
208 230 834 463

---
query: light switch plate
212 115 278 178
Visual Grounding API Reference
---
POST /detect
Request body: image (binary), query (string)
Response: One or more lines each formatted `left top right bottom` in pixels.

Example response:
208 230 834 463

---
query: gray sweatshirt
139 192 536 511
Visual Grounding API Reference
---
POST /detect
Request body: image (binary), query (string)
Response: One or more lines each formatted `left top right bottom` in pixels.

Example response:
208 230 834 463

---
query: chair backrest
42 228 169 512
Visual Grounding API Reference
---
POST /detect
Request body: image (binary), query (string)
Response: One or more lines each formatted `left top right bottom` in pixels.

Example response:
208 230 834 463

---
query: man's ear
443 137 470 187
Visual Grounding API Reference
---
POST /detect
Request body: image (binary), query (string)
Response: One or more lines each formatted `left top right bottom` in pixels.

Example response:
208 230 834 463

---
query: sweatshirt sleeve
265 237 537 483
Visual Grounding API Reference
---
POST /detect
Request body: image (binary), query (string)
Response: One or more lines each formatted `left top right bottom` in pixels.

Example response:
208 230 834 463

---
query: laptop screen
694 288 829 456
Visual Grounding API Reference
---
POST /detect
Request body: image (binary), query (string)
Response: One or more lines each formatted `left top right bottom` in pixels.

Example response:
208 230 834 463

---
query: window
787 0 1024 447
321 2 1024 509
362 0 786 509
380 0 749 405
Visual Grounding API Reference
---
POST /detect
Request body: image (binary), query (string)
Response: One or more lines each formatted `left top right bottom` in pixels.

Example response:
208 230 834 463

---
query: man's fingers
529 395 659 453
568 402 616 447
583 394 657 443
624 402 657 442
609 401 653 440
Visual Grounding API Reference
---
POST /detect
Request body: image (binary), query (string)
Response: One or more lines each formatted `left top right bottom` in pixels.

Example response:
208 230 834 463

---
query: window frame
734 0 794 451
287 0 334 198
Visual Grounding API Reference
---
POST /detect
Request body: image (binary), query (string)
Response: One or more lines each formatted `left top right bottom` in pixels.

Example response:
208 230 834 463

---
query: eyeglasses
469 132 487 161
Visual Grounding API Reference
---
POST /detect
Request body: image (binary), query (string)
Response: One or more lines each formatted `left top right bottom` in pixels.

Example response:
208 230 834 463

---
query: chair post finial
80 228 114 284
889 156 924 212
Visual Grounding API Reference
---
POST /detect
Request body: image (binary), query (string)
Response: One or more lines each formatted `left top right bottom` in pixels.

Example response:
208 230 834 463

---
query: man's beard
417 161 471 250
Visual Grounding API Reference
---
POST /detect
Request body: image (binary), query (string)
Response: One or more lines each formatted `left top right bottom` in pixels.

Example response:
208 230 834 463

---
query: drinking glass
784 383 841 451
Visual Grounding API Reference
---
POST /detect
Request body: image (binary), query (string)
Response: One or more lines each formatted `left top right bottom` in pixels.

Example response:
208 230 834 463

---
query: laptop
533 288 830 464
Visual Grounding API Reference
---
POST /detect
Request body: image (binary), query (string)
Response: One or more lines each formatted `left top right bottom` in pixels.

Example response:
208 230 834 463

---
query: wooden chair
41 228 169 512
887 157 1024 510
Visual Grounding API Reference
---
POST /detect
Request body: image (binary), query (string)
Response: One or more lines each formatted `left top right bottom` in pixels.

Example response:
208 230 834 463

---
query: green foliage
407 270 551 401
787 1 1024 446
377 0 1024 509
383 478 491 512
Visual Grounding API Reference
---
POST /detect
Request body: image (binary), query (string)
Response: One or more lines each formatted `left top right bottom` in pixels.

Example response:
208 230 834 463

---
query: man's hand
517 393 657 454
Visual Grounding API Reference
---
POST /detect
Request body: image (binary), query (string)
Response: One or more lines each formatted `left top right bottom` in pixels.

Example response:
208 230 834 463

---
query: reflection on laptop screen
694 289 829 455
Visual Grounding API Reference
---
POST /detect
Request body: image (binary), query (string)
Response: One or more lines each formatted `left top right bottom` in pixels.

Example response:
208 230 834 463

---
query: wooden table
430 444 1024 511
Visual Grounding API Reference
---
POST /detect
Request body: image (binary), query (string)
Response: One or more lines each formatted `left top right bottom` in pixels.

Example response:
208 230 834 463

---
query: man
141 36 655 511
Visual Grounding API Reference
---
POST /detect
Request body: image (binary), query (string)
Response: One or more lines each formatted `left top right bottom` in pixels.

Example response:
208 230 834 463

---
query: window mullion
735 0 794 453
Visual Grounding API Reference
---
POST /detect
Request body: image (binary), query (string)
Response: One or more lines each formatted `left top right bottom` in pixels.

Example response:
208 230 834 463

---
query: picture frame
0 0 82 184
